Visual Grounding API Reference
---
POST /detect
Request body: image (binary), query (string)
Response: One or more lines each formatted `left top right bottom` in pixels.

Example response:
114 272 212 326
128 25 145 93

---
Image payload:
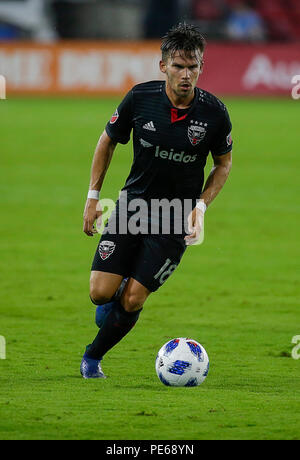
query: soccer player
80 23 233 378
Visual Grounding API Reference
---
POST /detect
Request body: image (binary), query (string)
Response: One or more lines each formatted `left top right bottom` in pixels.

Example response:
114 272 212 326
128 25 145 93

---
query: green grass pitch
0 95 299 440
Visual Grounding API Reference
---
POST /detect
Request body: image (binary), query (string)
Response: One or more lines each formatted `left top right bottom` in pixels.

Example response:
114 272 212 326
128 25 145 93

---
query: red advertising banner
201 42 300 96
0 41 299 96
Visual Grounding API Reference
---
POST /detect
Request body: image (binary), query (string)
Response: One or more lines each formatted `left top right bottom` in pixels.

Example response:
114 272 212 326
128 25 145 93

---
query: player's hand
184 206 204 246
83 199 102 236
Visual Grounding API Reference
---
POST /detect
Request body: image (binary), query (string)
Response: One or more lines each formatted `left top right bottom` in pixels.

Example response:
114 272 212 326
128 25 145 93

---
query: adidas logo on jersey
143 121 156 131
155 146 197 163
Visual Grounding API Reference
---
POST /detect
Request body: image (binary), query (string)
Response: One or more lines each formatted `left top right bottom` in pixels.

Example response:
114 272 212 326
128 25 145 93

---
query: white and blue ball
155 337 209 387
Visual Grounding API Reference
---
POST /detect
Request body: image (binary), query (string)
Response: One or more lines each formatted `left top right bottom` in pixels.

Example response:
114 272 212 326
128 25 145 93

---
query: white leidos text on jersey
155 146 197 163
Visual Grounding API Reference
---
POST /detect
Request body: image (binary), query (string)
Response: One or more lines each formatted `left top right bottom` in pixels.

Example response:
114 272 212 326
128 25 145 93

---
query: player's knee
122 291 145 312
89 285 111 305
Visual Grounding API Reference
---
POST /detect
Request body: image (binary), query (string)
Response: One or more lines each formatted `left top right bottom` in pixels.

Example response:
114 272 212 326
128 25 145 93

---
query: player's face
160 50 203 101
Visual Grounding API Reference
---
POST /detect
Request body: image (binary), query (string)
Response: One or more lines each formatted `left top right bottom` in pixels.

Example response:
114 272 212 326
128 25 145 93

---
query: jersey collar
162 81 199 122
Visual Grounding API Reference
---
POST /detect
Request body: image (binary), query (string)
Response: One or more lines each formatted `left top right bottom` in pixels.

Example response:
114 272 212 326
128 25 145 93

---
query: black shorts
91 228 187 293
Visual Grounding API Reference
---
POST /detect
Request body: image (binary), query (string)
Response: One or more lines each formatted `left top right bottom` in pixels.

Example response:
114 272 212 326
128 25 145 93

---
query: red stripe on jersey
171 108 188 123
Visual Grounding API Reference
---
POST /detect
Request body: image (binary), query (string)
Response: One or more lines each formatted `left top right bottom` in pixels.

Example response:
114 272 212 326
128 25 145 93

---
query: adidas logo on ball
155 146 197 163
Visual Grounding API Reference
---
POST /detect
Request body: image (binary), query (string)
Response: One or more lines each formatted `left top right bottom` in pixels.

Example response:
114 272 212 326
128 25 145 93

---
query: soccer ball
155 337 209 387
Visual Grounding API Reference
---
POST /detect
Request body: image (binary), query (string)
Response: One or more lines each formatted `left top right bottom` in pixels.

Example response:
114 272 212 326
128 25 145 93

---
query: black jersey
105 80 232 206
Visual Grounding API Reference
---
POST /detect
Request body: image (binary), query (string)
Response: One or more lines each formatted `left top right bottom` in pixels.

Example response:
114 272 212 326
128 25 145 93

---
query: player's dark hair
161 23 206 61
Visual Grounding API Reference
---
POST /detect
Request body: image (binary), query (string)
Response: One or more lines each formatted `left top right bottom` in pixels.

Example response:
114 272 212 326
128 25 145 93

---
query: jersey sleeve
105 90 134 144
210 108 233 156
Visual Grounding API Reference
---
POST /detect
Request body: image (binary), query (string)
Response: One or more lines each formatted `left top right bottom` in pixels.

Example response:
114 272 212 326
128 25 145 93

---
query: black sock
86 300 142 360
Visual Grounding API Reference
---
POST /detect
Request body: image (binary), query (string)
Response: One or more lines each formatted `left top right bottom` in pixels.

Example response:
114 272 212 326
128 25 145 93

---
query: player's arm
185 151 232 245
83 130 117 236
200 151 232 207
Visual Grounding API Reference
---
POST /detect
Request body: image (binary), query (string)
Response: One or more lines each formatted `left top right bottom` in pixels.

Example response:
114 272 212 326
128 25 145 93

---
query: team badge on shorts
188 121 207 146
99 241 116 260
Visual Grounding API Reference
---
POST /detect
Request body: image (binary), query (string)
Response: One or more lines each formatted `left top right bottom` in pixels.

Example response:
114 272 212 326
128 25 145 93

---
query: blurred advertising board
0 41 299 96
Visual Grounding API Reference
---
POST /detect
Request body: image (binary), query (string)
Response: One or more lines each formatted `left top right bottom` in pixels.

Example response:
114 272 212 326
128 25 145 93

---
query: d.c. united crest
188 121 207 146
99 241 116 260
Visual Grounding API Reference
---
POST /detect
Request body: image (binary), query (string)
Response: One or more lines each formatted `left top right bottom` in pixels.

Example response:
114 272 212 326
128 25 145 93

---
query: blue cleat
80 352 106 379
95 278 128 328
